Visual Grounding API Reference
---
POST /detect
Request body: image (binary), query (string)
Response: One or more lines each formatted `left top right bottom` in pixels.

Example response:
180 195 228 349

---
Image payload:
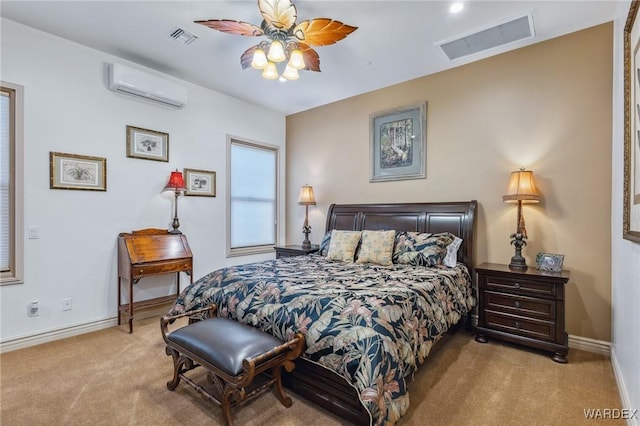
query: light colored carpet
0 316 623 425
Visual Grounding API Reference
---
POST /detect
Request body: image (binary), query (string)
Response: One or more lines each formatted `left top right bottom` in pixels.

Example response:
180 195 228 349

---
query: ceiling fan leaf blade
298 44 321 72
293 19 358 46
259 0 297 31
241 45 258 69
195 19 263 36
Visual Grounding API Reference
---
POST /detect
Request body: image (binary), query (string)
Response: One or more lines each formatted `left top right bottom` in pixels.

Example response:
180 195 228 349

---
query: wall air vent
437 12 535 61
169 27 198 45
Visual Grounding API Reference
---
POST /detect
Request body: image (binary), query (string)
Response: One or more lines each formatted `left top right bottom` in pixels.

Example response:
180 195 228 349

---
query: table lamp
503 168 541 270
164 169 187 234
297 185 316 250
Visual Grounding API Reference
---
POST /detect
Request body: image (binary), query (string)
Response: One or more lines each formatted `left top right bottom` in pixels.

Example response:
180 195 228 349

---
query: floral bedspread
168 255 475 425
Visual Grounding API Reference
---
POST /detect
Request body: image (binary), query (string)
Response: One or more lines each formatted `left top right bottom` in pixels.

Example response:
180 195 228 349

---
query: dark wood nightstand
475 262 570 363
274 244 320 258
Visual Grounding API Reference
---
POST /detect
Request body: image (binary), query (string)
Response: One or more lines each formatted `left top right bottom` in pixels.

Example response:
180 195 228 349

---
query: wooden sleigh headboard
325 200 478 272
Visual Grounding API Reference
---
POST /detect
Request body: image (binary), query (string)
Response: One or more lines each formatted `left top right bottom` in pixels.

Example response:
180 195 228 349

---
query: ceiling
1 1 621 115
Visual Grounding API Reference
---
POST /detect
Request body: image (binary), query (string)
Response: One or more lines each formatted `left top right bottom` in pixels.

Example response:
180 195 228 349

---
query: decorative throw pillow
326 230 362 262
356 230 396 266
392 231 455 267
319 231 332 256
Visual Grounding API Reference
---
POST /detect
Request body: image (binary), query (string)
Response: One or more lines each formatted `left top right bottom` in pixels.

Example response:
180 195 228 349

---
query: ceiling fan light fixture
196 0 357 81
251 48 268 69
267 40 286 63
262 62 279 79
282 65 299 80
288 49 305 69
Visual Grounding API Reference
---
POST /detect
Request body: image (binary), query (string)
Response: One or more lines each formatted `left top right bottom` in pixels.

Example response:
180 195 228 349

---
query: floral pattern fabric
168 255 475 425
392 231 455 267
356 230 396 266
326 230 362 262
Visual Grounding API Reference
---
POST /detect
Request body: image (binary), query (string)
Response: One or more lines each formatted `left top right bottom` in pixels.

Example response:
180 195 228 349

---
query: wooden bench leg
165 347 194 391
271 365 292 408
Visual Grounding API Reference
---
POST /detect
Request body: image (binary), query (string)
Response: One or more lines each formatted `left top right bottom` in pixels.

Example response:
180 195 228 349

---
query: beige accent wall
286 23 613 342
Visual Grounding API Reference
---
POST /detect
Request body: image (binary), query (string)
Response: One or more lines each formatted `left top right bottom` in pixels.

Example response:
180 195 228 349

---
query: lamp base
508 232 528 270
508 256 527 270
301 239 311 250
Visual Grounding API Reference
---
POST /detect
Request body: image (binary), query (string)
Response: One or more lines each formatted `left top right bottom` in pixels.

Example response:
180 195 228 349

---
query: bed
168 201 477 425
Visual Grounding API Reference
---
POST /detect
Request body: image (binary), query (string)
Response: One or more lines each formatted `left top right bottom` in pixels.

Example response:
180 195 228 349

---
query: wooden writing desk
118 228 193 333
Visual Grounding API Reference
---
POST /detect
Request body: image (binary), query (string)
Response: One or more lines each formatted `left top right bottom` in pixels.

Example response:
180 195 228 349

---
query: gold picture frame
624 0 640 242
126 125 169 162
183 168 216 197
49 152 107 191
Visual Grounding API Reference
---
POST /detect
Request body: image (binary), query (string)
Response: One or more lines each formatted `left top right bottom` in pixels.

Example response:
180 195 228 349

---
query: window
1 82 23 285
227 136 278 256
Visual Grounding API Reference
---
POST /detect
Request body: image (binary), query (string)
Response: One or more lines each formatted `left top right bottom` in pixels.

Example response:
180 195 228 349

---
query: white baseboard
568 334 611 356
0 317 118 353
611 346 640 426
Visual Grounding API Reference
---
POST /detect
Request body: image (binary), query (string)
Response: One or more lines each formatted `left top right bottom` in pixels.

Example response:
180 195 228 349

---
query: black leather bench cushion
167 317 284 376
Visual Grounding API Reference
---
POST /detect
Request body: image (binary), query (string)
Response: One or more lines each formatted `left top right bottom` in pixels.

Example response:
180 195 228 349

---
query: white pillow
443 237 463 267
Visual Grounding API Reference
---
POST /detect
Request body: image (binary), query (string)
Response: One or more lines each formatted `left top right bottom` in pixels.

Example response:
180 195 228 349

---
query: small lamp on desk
503 168 541 270
297 185 316 250
164 169 187 234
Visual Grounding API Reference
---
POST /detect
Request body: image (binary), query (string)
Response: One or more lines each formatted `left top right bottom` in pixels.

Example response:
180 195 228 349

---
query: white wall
0 19 285 344
611 3 640 420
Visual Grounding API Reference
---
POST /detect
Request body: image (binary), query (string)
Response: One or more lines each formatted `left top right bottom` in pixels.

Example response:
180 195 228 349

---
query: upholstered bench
160 305 305 426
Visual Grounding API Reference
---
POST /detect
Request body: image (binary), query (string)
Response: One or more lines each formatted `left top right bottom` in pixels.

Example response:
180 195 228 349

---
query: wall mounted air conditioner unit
108 63 187 108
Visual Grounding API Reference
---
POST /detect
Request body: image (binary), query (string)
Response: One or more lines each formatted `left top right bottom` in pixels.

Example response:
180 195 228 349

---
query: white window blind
228 138 278 255
0 90 12 272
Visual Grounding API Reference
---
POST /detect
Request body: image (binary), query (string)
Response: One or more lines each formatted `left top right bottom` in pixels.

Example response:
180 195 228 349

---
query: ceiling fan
195 0 358 81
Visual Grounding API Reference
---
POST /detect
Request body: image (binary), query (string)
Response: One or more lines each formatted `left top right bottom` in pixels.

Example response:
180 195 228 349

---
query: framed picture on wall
126 125 169 162
183 168 216 197
49 152 107 191
623 1 640 243
370 102 427 182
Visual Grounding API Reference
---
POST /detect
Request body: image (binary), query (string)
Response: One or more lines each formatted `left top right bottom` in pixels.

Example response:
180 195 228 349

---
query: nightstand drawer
485 276 556 297
485 291 555 320
486 311 555 342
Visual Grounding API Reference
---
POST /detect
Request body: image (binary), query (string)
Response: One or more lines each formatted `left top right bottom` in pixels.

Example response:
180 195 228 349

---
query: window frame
226 135 279 257
1 82 24 286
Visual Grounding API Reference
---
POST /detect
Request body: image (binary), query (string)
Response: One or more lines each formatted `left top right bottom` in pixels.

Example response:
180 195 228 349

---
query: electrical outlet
62 298 72 311
27 300 39 317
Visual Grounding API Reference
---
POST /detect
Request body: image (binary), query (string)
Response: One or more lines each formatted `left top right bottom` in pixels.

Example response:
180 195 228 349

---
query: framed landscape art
369 102 427 182
624 0 640 243
49 152 106 191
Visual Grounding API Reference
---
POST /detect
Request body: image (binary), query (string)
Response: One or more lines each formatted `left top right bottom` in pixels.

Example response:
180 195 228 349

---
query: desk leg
128 278 134 334
117 276 122 326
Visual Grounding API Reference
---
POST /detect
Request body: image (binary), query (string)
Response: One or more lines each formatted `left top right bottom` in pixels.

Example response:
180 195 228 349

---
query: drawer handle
514 321 520 329
139 269 143 274
514 301 521 309
514 282 521 289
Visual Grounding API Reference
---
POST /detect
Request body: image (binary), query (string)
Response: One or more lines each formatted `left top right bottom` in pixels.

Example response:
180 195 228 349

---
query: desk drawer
485 311 555 342
484 275 556 297
132 260 191 277
485 291 555 320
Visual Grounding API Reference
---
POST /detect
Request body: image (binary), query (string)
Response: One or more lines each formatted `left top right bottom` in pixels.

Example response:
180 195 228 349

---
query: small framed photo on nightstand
536 252 564 272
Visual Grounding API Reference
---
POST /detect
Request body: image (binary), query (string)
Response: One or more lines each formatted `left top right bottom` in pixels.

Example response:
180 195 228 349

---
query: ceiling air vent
169 27 198 45
437 12 535 61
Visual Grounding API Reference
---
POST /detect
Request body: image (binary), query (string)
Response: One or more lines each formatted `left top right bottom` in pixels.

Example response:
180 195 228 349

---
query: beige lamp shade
298 185 316 205
503 169 541 203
